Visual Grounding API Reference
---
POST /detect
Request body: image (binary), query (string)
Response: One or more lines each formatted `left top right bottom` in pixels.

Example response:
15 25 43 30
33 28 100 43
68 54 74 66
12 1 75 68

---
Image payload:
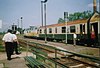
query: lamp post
64 12 68 44
17 19 19 32
41 1 44 26
17 19 19 29
13 23 15 31
44 3 47 43
41 0 48 43
20 17 23 34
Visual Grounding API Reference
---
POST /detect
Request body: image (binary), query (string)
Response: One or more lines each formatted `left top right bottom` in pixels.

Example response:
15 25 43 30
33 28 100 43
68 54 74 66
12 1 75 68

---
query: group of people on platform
2 29 21 60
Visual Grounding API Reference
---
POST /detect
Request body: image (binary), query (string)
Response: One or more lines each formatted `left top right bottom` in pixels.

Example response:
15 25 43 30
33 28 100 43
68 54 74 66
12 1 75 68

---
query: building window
55 27 57 33
35 27 37 30
62 27 66 33
70 26 76 33
49 28 52 33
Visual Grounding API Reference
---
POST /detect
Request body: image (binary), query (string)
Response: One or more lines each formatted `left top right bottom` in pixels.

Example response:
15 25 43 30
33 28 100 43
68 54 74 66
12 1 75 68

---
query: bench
24 45 50 68
24 56 46 68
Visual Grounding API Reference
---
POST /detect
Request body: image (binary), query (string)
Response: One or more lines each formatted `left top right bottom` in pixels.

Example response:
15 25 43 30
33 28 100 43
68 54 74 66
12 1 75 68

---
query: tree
68 10 92 21
57 10 92 23
58 18 65 23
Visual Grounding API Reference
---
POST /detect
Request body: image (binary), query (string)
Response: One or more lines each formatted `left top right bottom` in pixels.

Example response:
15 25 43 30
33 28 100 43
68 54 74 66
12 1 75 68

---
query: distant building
12 25 17 31
0 20 2 28
24 26 38 34
0 20 2 32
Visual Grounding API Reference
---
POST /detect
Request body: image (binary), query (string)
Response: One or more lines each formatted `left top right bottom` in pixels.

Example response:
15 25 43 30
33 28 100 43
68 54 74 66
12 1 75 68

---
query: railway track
50 57 98 68
18 38 100 68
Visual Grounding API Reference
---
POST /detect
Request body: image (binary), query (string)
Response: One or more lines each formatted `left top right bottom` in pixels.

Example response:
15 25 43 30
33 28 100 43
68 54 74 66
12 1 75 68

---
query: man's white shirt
73 33 77 39
12 34 17 40
2 33 14 42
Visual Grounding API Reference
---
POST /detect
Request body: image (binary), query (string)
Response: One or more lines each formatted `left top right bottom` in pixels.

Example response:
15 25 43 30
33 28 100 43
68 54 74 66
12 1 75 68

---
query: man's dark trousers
13 42 19 54
5 42 13 60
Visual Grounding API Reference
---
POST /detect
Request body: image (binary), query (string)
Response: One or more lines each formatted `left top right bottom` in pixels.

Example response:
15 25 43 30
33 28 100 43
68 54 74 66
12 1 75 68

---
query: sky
0 0 99 31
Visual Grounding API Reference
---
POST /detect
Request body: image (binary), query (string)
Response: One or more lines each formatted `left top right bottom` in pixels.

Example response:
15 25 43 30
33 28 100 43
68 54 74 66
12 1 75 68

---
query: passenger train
24 12 100 47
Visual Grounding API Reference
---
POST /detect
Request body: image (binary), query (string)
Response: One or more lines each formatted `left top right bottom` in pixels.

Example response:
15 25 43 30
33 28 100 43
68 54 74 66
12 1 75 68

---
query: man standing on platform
73 33 77 46
12 31 21 55
2 29 14 60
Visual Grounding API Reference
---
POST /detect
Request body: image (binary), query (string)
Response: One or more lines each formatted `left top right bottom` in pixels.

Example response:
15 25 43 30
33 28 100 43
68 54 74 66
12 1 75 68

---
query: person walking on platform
73 33 77 46
91 26 96 46
91 31 96 46
2 29 14 60
12 31 21 55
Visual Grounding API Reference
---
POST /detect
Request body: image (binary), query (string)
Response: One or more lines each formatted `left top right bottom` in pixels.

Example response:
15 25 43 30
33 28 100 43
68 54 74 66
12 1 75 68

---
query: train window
80 24 82 34
40 29 42 33
49 28 52 33
62 27 66 33
83 24 85 33
70 26 75 33
80 24 85 34
55 27 57 33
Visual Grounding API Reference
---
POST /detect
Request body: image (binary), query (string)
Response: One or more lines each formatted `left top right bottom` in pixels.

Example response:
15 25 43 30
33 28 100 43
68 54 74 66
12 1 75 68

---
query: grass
0 45 5 52
79 49 99 56
18 46 27 52
0 36 5 52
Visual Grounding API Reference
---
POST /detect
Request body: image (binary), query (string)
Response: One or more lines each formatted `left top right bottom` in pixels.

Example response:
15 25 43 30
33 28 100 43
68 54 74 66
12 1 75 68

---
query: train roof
40 12 99 28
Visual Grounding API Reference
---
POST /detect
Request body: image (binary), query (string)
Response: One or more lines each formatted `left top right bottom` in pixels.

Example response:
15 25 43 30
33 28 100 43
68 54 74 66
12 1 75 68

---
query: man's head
7 29 12 33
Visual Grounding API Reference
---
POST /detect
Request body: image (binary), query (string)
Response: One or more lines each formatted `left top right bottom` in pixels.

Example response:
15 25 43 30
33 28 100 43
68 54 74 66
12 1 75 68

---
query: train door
79 24 86 45
91 22 98 46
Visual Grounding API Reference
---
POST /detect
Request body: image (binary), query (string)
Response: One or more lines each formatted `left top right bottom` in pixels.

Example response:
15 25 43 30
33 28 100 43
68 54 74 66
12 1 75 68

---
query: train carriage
38 12 100 46
24 11 99 47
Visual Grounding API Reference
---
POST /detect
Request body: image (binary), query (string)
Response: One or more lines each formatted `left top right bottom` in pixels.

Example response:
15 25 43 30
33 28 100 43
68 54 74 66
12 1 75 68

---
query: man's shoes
11 53 15 55
7 58 12 60
16 53 21 55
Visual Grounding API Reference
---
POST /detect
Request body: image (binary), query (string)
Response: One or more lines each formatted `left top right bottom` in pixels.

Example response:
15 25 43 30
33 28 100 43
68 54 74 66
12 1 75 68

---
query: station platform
0 52 33 68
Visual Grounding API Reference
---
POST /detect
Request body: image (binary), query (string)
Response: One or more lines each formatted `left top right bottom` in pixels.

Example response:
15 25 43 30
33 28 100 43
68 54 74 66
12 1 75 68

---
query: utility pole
20 17 23 34
17 19 19 29
93 0 97 12
41 0 48 43
64 12 68 44
41 1 44 26
44 3 47 43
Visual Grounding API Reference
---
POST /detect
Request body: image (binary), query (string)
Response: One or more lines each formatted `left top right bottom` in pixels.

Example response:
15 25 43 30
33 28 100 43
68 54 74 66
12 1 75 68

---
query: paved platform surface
0 64 3 68
0 52 33 68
